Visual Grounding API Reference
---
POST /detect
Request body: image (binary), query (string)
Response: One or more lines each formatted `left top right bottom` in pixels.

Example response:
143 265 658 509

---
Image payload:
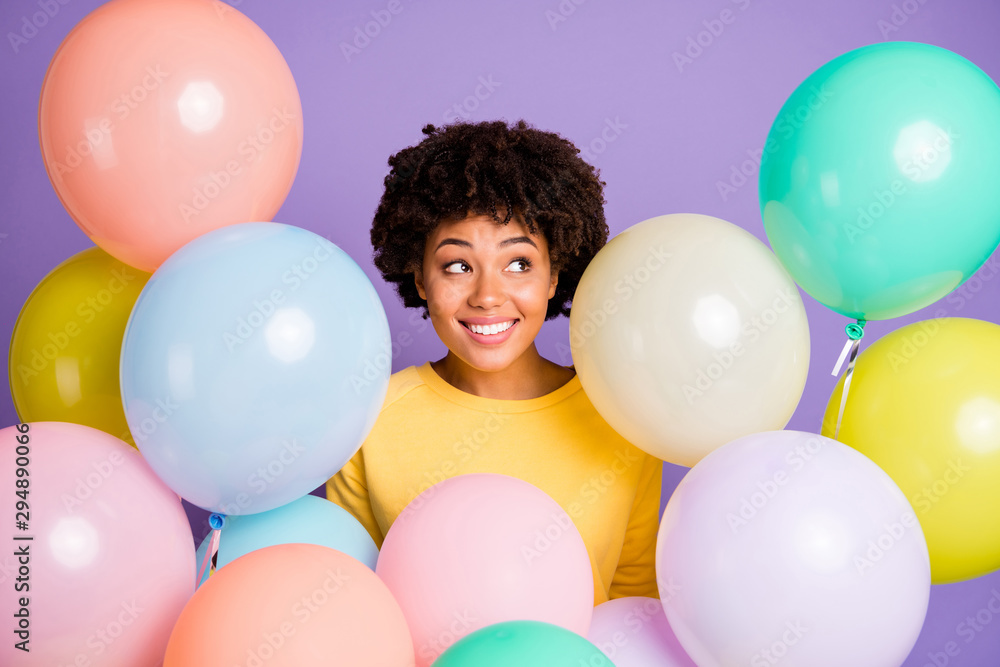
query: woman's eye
444 261 469 274
508 258 531 272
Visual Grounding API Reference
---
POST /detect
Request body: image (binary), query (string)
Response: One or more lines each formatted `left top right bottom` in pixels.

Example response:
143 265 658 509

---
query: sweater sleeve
326 447 385 548
608 453 663 599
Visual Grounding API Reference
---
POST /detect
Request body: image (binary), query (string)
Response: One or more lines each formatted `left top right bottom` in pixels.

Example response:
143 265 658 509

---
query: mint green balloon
759 41 1000 320
431 621 615 667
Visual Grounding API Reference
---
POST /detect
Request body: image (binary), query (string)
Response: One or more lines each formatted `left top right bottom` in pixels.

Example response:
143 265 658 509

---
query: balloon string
831 320 865 440
196 513 226 584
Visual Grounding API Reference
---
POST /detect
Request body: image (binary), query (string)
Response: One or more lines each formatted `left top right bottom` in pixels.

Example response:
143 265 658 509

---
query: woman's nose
469 270 505 308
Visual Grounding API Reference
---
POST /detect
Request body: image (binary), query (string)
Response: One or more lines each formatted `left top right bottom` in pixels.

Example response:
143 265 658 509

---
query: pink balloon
656 430 930 667
375 473 594 667
38 0 303 272
0 422 195 667
588 597 695 667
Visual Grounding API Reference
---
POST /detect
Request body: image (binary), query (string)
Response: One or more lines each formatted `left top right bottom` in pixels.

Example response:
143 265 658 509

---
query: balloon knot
845 319 866 341
209 513 226 530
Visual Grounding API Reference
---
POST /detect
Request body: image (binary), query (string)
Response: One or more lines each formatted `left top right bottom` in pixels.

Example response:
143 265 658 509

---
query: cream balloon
569 213 810 466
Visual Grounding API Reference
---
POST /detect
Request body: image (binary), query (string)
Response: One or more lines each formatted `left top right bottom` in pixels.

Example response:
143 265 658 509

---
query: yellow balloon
9 247 150 447
822 317 1000 584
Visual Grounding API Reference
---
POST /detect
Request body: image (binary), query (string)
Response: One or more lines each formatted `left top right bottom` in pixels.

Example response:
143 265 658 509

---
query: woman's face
414 212 558 373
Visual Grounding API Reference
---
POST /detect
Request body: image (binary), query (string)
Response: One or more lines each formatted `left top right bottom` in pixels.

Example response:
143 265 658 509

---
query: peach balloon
38 0 303 272
165 543 414 667
376 473 594 667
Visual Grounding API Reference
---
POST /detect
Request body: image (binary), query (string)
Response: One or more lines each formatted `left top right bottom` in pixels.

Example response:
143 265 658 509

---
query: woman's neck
431 346 575 400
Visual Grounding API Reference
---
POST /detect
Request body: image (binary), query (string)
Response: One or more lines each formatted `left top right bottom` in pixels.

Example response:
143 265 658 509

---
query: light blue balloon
194 494 378 587
120 222 391 514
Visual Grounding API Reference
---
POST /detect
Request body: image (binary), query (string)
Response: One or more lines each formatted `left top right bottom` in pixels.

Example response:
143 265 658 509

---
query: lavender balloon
588 596 696 666
656 430 930 667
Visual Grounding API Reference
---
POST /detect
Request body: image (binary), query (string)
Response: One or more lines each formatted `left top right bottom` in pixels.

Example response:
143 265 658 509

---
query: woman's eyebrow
435 236 538 251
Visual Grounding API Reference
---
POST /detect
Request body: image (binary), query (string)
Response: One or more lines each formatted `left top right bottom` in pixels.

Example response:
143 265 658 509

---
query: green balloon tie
831 319 866 440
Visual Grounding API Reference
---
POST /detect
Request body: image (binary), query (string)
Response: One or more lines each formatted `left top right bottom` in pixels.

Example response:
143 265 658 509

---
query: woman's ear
414 267 426 300
548 267 559 299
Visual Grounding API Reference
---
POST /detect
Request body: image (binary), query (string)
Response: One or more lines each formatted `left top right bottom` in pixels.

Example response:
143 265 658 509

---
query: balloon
432 621 612 667
0 422 195 667
38 0 303 272
656 430 929 667
194 494 378 586
376 473 594 667
823 316 1000 584
120 222 391 514
588 597 695 666
760 41 1000 320
164 543 413 667
570 213 810 467
9 247 149 447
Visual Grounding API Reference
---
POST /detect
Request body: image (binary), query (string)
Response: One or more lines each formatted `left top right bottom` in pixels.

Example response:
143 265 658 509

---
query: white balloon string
830 319 866 440
832 339 853 376
834 338 861 441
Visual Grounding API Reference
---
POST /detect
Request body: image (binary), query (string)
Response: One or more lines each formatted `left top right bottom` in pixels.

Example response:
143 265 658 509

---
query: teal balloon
431 621 614 667
759 41 1000 320
194 494 378 587
120 222 391 514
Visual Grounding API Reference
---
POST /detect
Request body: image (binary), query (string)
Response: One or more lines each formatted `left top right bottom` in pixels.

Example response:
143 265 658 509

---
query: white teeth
468 320 514 335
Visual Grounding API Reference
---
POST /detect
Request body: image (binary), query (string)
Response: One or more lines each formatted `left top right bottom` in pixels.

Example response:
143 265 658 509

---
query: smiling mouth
460 319 519 335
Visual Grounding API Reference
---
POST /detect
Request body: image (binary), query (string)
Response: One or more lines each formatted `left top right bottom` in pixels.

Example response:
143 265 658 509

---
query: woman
327 119 662 603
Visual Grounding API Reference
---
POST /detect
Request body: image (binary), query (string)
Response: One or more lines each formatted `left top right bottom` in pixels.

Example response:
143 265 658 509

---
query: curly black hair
370 119 609 320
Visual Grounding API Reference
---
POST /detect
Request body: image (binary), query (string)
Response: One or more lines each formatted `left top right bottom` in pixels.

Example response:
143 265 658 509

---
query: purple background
3 0 1000 664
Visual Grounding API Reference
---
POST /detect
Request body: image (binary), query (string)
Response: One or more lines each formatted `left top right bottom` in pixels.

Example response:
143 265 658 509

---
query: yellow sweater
326 362 663 604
